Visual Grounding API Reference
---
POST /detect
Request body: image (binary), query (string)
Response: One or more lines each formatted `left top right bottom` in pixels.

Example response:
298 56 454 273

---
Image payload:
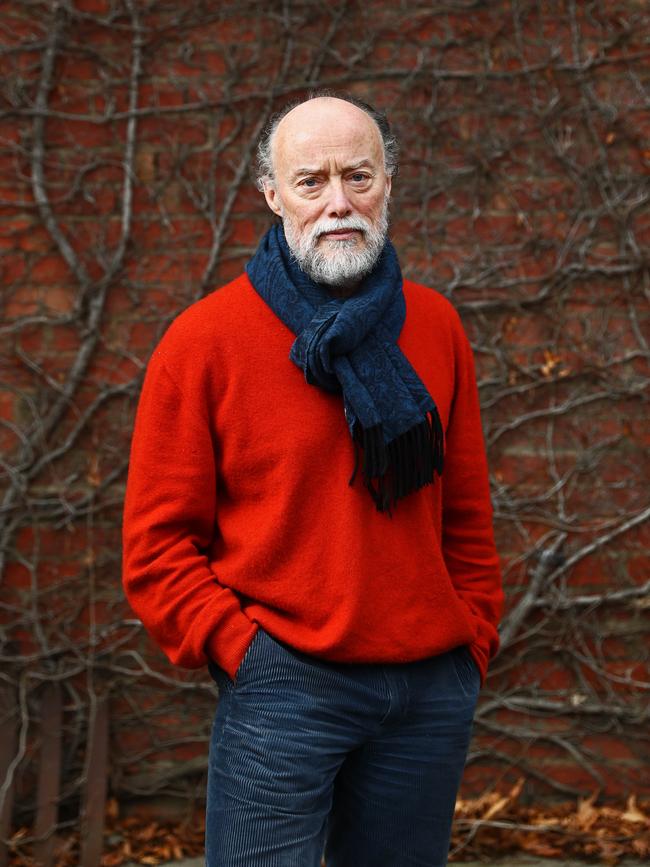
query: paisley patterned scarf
246 224 443 512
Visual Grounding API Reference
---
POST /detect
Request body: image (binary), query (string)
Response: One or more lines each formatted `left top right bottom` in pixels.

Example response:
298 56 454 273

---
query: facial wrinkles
282 190 390 288
290 161 371 193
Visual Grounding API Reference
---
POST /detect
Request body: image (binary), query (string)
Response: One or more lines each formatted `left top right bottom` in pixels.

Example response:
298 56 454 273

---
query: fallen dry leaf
105 797 120 821
622 794 649 825
100 853 124 866
481 777 524 821
575 790 600 832
520 838 564 857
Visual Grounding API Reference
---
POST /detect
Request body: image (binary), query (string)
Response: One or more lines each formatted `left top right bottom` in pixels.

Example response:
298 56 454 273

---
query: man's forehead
276 97 381 146
273 98 383 162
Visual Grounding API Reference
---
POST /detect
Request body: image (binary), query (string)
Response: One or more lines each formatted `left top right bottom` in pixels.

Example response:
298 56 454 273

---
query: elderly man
122 91 503 866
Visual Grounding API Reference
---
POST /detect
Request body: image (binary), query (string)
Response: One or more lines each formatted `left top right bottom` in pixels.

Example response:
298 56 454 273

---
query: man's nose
326 178 352 218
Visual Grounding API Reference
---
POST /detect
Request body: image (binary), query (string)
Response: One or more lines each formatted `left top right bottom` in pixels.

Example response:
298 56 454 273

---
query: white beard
281 196 389 288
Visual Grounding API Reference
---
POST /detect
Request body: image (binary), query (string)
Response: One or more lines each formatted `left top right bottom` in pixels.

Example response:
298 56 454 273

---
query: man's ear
262 182 283 218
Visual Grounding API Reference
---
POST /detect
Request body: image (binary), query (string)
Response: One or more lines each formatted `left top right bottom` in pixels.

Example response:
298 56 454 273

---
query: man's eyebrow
290 167 321 180
289 159 376 181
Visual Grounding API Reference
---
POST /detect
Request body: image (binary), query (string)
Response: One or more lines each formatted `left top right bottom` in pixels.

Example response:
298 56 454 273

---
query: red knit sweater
122 274 503 684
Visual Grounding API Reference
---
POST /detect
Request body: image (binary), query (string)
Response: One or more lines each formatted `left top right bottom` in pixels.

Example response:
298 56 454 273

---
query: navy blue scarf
246 224 443 512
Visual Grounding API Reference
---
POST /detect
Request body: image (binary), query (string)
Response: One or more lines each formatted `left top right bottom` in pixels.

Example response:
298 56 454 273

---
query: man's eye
350 173 370 183
301 177 319 187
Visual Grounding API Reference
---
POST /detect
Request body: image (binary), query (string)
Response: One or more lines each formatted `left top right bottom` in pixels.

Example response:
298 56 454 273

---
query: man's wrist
206 619 259 680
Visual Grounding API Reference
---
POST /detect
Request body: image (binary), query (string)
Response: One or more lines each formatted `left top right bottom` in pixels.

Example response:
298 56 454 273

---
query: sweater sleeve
121 345 258 678
441 315 504 681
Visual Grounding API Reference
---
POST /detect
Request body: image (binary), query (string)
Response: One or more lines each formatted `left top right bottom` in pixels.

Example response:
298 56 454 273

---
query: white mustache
314 218 369 240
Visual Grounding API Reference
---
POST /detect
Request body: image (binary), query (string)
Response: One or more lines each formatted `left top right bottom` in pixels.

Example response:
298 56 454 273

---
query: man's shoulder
169 272 254 331
403 279 462 327
156 272 263 353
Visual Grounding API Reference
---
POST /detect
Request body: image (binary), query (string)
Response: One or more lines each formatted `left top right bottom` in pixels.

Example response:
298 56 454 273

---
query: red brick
627 554 649 585
597 763 650 797
460 764 521 797
492 452 550 487
49 325 81 352
542 763 606 792
17 225 52 252
509 660 575 691
74 0 112 12
228 218 256 246
0 390 16 423
30 255 72 284
1 252 26 284
36 560 83 588
15 524 89 558
46 117 112 149
128 321 159 352
87 351 140 385
583 735 638 762
2 561 31 590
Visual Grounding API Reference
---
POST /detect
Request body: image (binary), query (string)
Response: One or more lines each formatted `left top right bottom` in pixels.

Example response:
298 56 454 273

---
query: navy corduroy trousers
206 627 479 866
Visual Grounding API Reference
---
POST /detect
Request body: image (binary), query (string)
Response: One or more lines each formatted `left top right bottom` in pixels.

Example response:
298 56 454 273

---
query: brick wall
1 0 648 818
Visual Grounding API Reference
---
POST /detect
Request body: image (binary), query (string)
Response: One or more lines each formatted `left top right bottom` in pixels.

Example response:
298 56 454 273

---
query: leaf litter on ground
5 787 649 865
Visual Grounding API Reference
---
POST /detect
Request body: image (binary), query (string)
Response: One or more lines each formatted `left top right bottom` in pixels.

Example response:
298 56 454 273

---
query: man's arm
441 314 504 682
121 345 257 678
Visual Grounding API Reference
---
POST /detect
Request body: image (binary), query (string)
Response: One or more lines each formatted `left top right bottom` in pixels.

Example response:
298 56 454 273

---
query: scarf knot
246 224 444 512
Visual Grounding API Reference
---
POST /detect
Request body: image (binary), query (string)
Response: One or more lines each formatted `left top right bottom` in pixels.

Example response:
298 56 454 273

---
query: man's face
263 97 392 289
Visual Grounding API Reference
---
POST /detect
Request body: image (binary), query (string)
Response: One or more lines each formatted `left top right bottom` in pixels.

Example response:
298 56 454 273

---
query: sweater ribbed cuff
205 615 259 681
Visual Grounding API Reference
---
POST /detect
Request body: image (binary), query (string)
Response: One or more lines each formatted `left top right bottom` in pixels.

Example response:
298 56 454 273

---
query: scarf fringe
349 410 444 513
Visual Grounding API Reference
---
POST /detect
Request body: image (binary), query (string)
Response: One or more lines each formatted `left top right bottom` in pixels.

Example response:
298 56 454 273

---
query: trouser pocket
208 627 265 689
449 644 480 698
